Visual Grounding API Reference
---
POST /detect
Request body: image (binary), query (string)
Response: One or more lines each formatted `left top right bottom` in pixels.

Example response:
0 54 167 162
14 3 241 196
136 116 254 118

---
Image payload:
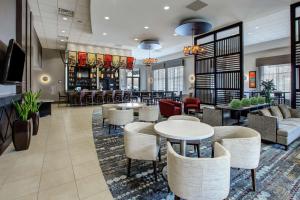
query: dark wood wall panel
194 22 243 105
291 3 300 108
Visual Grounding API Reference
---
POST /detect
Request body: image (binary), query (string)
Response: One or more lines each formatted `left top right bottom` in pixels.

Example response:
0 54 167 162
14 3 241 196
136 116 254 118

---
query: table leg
180 140 186 156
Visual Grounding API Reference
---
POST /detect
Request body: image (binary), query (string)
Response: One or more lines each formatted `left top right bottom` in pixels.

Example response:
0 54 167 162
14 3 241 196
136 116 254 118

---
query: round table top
154 120 214 140
116 103 146 109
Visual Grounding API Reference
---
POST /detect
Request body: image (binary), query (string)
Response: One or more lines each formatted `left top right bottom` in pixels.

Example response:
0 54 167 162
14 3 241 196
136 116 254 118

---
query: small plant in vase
241 98 251 107
230 99 242 109
250 97 258 105
13 101 32 151
24 91 41 135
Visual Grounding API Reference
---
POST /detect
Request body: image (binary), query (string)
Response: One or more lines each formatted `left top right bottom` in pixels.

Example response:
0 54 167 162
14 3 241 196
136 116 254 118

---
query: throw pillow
278 104 291 119
259 109 272 117
270 106 284 120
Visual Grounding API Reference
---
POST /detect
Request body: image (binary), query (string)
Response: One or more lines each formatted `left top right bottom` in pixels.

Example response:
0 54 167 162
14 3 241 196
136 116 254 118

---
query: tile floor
0 106 113 200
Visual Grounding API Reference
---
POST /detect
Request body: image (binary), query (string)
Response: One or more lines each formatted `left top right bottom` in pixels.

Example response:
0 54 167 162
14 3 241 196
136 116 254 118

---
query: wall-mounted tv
0 39 25 83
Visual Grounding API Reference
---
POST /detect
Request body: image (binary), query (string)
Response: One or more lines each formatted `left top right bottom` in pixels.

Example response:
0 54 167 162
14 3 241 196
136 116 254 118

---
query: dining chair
124 122 161 181
167 141 230 200
139 106 159 122
102 104 117 127
213 126 261 191
108 109 134 134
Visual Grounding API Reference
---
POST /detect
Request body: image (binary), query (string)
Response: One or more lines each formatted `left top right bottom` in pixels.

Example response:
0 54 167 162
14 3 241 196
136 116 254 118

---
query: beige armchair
108 109 134 134
139 106 159 122
124 122 161 181
168 115 201 157
213 126 261 191
167 142 230 200
102 104 117 127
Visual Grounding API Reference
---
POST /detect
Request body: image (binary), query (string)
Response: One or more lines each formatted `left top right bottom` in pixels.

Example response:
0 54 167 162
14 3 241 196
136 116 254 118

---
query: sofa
183 97 201 114
248 104 300 150
159 99 182 118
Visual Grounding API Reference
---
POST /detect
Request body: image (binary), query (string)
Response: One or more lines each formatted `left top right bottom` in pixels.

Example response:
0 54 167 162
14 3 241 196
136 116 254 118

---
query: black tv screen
0 39 25 83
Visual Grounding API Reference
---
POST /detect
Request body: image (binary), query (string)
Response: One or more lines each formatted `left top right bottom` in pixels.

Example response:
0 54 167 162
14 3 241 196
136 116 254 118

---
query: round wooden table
154 120 214 156
116 102 146 110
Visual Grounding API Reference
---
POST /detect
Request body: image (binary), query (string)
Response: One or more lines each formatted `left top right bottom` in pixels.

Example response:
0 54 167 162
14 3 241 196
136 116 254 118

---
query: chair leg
251 169 256 191
127 158 131 177
108 124 111 134
174 195 180 200
196 144 200 158
102 118 105 127
158 148 161 162
153 161 157 181
284 145 289 151
211 144 214 158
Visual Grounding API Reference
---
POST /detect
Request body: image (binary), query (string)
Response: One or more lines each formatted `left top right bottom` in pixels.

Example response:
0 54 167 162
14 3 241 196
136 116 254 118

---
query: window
126 68 140 90
167 66 184 92
261 64 291 99
153 69 165 91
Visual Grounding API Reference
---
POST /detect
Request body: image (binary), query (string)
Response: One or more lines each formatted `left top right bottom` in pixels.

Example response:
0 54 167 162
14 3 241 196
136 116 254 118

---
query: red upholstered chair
159 99 182 118
184 98 201 114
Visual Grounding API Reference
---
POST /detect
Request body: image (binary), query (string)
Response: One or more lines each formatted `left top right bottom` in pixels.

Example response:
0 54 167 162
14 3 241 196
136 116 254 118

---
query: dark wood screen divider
194 22 244 105
291 3 300 109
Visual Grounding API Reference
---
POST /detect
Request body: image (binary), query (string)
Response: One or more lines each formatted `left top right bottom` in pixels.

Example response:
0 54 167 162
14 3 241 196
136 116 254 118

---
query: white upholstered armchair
108 109 134 134
124 122 161 181
102 104 117 127
213 126 261 191
167 142 230 200
139 106 159 122
168 115 202 157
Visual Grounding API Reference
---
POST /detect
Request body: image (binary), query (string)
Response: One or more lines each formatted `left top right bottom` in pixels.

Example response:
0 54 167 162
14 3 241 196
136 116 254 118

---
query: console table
0 94 21 155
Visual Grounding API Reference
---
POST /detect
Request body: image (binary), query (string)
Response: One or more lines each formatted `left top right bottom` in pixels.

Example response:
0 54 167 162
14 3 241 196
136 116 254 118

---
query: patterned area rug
92 109 300 200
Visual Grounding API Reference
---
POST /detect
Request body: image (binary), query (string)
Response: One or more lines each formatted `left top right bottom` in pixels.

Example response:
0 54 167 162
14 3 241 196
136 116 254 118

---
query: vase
30 112 40 135
12 119 32 151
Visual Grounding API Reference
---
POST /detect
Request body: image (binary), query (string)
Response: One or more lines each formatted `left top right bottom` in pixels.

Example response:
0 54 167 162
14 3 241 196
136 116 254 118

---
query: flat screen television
0 39 25 83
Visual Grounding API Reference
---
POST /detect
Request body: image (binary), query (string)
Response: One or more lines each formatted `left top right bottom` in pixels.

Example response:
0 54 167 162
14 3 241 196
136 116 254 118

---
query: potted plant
24 91 41 135
13 101 32 151
241 98 251 107
229 99 242 109
261 80 276 104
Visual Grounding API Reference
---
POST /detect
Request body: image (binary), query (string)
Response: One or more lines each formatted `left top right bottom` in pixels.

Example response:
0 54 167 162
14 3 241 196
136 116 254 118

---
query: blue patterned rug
92 109 300 200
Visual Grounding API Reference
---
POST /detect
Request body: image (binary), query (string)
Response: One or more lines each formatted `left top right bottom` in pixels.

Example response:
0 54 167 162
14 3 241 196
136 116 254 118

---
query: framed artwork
249 71 256 88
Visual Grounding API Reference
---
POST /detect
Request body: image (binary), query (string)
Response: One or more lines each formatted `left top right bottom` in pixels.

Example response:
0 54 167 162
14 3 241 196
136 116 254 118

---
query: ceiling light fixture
164 6 170 10
144 26 149 29
183 28 205 56
63 17 68 21
173 33 177 36
102 32 107 36
61 30 66 33
134 38 139 41
255 26 259 29
143 49 158 66
60 39 64 42
104 16 110 20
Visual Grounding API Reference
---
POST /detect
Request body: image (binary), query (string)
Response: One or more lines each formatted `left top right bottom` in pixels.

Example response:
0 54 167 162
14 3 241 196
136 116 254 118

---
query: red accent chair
184 98 201 114
159 99 182 118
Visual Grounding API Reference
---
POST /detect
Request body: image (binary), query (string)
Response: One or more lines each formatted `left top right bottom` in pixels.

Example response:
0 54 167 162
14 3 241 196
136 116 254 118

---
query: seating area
1 0 300 200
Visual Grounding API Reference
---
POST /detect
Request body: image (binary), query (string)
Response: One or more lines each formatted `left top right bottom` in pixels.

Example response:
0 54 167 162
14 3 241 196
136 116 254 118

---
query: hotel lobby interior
1 0 300 199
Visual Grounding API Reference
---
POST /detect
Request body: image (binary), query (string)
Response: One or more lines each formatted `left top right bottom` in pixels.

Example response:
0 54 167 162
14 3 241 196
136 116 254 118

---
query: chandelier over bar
138 39 161 66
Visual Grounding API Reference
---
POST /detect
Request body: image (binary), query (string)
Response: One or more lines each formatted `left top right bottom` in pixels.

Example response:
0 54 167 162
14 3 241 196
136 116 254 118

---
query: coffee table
116 102 146 110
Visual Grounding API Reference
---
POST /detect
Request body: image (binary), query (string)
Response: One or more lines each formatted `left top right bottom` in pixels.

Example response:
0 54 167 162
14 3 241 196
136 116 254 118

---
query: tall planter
30 111 39 135
12 119 32 151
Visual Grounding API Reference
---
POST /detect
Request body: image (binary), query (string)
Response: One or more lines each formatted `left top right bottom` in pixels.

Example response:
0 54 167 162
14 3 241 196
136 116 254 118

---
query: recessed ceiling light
102 32 107 36
164 6 170 10
63 17 68 21
255 26 260 29
61 30 66 33
144 26 149 29
60 39 64 42
104 16 110 20
134 38 139 41
173 33 177 36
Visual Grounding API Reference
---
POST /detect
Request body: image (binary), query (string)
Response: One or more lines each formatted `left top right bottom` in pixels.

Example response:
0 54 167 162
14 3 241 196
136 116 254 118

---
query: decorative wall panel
194 22 243 105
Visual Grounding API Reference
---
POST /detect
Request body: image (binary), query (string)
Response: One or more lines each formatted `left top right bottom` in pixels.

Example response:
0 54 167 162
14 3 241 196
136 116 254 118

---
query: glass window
261 64 291 99
153 69 165 91
167 66 184 93
126 68 139 90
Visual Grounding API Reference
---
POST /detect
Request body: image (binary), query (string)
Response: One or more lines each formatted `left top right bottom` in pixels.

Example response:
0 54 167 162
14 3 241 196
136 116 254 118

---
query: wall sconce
188 74 195 83
40 74 51 84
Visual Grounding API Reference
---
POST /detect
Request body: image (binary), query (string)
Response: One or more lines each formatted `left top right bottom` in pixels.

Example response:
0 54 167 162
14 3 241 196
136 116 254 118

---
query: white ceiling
29 0 294 59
